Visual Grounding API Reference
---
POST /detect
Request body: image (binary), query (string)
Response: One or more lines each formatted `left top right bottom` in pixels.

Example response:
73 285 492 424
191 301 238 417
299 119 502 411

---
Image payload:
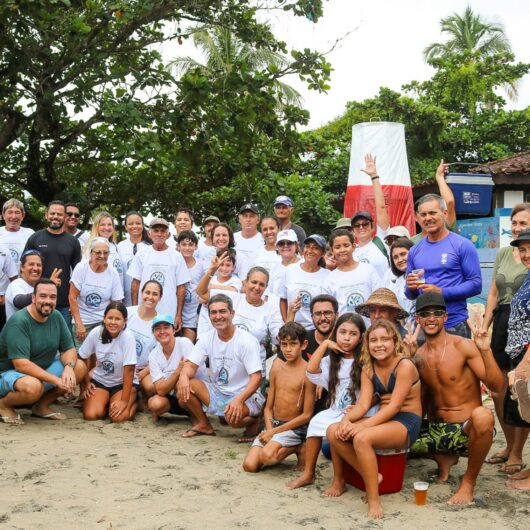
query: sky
259 0 530 130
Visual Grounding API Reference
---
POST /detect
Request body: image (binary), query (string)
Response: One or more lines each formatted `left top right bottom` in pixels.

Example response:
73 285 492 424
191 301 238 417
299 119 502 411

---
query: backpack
372 236 389 264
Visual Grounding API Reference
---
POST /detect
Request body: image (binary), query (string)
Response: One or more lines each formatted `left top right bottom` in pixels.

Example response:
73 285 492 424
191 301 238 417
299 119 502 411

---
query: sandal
485 453 509 465
500 463 526 475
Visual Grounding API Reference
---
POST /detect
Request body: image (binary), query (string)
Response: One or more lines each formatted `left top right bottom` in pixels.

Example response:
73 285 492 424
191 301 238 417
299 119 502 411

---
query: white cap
386 226 411 239
276 229 297 243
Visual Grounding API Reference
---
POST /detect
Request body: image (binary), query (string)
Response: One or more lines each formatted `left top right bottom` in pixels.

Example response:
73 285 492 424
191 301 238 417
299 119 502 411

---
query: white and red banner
344 122 416 235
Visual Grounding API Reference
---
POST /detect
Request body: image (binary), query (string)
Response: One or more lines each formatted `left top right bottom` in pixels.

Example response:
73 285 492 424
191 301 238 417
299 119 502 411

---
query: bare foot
0 404 24 425
506 477 530 491
287 473 315 489
322 480 346 497
447 478 475 505
31 406 66 420
295 444 306 471
367 500 384 519
435 453 459 481
509 468 530 481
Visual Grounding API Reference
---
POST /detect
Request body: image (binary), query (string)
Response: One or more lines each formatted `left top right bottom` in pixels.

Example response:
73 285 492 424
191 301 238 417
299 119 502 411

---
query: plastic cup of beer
411 268 425 285
414 481 429 505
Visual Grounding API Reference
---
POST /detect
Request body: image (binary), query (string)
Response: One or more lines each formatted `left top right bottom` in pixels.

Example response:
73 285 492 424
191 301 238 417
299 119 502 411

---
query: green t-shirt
493 246 528 305
0 308 74 372
411 220 459 244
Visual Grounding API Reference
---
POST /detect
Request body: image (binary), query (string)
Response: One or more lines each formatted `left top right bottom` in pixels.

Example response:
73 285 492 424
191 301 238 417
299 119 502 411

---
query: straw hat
355 288 409 320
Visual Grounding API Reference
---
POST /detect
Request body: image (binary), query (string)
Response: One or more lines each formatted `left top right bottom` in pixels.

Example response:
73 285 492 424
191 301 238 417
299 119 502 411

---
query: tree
0 0 330 226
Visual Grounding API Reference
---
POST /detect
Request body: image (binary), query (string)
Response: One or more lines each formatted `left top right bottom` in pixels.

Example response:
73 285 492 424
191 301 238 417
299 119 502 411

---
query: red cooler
343 449 407 494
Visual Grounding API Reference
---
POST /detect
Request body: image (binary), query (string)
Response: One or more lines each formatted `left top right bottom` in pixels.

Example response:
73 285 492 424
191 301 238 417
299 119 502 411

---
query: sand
0 399 527 530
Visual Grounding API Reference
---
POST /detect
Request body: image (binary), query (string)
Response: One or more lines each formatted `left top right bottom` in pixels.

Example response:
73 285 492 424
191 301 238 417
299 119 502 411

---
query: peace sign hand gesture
467 316 491 355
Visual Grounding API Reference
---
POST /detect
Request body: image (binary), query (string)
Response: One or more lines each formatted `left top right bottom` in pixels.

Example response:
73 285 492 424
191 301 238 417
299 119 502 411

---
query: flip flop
1 414 24 425
236 436 255 443
31 411 67 420
514 379 530 423
181 428 216 438
485 453 509 464
501 463 526 475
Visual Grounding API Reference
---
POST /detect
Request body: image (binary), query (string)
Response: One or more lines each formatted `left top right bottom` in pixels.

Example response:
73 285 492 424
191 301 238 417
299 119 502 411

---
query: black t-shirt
24 230 82 306
302 330 321 362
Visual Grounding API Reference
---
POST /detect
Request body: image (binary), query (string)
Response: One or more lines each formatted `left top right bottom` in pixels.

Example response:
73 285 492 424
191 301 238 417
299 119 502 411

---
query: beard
36 303 54 317
47 219 64 230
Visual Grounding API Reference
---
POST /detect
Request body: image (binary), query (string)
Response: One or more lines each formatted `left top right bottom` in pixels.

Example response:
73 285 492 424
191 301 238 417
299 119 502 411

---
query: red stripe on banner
344 184 416 236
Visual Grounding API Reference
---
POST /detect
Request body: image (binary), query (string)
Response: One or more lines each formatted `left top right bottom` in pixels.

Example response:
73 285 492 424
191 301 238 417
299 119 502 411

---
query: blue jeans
56 305 72 331
446 320 471 339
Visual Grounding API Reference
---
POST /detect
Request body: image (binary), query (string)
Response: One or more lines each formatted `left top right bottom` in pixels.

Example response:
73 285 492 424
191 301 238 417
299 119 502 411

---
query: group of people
0 154 529 519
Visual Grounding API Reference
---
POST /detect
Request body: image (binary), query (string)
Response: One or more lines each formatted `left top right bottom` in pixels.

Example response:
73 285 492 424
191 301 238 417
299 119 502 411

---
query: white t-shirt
306 356 357 411
188 328 262 396
117 239 150 306
0 252 18 295
72 229 89 247
279 262 330 330
127 246 191 319
79 326 138 387
353 226 390 279
253 248 281 273
325 262 382 321
234 250 252 281
182 259 206 328
234 231 264 264
127 306 157 369
0 226 34 293
149 337 194 385
71 261 124 325
200 290 283 371
5 278 33 321
196 275 243 335
196 239 216 264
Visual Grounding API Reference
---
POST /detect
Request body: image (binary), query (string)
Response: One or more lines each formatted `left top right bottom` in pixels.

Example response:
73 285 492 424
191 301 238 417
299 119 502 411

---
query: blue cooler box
446 173 494 216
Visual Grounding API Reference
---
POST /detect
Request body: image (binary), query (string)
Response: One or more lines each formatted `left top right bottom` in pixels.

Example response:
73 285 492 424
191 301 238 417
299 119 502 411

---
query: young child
79 301 138 422
288 313 376 491
177 230 205 342
196 249 242 335
243 322 315 472
327 319 422 519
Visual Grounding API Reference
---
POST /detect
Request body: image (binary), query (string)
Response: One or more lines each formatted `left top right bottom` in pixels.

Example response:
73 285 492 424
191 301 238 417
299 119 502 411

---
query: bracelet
371 175 380 181
64 361 76 369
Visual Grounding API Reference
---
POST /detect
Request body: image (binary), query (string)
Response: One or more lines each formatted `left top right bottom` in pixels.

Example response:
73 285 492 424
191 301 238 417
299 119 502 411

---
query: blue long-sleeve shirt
405 232 482 327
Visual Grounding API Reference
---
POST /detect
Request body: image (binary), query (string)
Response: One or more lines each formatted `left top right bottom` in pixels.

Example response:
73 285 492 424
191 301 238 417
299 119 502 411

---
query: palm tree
423 6 517 100
170 26 302 108
424 6 512 61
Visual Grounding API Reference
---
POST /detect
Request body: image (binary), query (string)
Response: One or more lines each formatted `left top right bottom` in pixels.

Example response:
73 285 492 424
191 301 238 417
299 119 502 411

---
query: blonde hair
360 318 407 369
83 211 116 255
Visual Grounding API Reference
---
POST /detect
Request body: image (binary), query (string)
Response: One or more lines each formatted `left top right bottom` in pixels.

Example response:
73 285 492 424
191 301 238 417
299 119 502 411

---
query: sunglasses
352 221 371 229
277 241 295 247
21 249 43 259
417 309 446 318
66 212 81 218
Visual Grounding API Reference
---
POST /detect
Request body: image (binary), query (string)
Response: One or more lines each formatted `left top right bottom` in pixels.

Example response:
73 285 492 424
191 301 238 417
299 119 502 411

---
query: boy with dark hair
243 322 315 472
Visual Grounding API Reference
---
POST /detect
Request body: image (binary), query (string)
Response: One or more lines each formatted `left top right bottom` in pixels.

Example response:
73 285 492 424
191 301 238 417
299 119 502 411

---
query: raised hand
361 153 378 179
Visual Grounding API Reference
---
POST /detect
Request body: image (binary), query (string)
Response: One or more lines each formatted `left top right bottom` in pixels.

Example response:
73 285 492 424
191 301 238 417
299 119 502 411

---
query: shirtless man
243 322 315 472
410 292 504 505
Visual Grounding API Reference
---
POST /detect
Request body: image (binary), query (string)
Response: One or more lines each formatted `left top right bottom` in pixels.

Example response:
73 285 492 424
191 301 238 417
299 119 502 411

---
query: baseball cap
385 226 411 239
351 211 374 225
203 215 220 224
239 203 259 215
277 229 297 243
333 218 352 231
415 292 446 313
304 234 326 249
149 217 169 229
152 314 174 330
274 195 294 207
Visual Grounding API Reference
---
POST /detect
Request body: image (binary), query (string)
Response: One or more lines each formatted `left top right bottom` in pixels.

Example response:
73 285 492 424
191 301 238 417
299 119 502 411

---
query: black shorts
504 354 530 428
491 304 511 371
167 394 190 416
92 379 140 397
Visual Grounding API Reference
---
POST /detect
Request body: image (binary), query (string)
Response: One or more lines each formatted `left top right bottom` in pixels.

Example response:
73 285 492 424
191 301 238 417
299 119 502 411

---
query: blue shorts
0 358 65 397
202 381 265 418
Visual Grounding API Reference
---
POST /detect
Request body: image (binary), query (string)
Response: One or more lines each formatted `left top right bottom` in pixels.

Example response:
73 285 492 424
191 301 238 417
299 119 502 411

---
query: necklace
423 337 447 371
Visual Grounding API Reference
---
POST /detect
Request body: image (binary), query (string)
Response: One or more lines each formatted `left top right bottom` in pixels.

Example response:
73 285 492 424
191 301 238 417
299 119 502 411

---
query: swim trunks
410 420 470 456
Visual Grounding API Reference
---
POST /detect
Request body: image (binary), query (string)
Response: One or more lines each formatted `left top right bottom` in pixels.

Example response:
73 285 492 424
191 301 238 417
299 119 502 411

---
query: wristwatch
64 361 76 369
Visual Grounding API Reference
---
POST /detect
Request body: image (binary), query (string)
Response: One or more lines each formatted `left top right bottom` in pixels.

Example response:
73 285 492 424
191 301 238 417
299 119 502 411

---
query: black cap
239 203 259 215
510 227 530 247
351 211 373 225
416 292 446 312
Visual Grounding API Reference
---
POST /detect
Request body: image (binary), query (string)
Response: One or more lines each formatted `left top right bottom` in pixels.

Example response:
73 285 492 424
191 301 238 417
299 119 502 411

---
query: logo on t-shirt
235 322 251 332
185 288 192 303
101 359 115 374
218 366 229 385
337 388 352 410
150 271 165 286
441 253 448 265
10 249 19 261
135 339 143 357
346 292 364 310
85 293 102 307
299 290 312 310
113 258 123 273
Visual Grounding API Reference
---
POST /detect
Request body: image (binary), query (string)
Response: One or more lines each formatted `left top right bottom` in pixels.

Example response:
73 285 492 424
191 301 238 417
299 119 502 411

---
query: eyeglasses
277 241 295 247
312 310 335 319
92 251 110 256
417 309 446 318
66 212 81 218
352 221 370 229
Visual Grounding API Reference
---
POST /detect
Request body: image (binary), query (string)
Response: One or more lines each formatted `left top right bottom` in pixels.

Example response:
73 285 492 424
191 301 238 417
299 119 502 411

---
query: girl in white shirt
79 302 138 423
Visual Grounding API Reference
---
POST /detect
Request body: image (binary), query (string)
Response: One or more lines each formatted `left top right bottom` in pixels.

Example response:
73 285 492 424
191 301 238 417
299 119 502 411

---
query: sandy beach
0 398 527 530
